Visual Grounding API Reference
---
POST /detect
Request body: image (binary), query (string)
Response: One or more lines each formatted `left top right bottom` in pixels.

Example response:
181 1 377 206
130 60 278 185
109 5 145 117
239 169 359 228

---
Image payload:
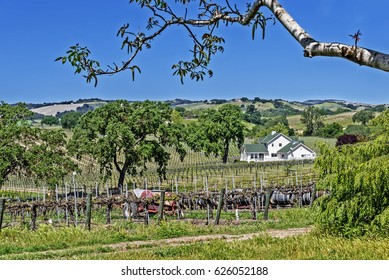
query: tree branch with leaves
57 0 389 86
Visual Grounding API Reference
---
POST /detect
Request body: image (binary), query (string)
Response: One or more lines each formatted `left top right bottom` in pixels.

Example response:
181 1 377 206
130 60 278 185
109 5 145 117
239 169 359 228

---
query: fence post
0 199 5 232
263 190 271 221
310 183 317 207
214 188 225 225
85 194 92 231
31 204 38 230
158 190 166 223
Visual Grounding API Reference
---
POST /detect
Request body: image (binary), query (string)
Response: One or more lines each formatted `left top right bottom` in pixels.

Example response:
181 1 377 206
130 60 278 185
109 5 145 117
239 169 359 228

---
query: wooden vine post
157 190 166 223
214 188 226 225
264 190 271 221
0 199 5 232
85 194 92 231
106 199 113 225
31 204 38 230
310 183 317 207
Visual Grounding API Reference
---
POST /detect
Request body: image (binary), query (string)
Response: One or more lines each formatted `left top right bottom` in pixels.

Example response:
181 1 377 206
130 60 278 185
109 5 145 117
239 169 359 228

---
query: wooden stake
214 188 225 225
0 199 5 232
85 194 92 231
158 190 166 222
264 190 271 221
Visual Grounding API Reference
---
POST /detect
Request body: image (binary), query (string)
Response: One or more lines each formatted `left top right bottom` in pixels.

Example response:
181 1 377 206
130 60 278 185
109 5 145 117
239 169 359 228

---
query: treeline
25 98 110 109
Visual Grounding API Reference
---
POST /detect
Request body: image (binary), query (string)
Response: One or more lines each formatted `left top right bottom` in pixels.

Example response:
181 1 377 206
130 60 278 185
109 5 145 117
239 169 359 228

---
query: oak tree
67 100 186 188
352 109 375 126
0 102 77 188
300 106 324 136
186 104 244 164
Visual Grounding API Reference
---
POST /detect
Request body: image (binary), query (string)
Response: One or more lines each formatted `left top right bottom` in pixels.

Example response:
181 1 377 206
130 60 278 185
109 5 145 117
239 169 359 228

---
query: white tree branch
262 0 389 72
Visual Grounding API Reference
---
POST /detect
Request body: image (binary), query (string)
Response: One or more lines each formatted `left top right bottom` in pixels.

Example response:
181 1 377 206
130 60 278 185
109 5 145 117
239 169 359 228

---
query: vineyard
0 179 324 232
0 133 325 233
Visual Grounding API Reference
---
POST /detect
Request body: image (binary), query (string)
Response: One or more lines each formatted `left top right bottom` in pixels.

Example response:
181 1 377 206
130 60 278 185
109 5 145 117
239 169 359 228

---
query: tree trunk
118 169 126 189
222 140 230 164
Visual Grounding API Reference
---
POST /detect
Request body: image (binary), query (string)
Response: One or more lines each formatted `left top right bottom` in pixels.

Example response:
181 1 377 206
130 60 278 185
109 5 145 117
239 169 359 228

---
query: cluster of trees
40 111 83 129
300 106 378 139
1 101 247 189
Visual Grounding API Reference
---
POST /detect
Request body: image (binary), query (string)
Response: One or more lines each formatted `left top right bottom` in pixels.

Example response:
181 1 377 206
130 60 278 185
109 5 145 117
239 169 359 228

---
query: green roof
278 141 301 153
278 140 315 154
260 132 281 144
243 144 268 153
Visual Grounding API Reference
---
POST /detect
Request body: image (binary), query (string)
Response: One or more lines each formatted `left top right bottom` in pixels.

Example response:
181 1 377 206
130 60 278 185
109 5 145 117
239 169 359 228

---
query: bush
315 134 389 237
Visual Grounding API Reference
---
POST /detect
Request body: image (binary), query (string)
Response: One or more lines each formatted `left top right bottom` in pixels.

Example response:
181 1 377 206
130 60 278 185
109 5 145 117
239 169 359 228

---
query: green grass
3 206 389 260
299 136 336 154
313 102 347 111
0 208 313 259
98 233 389 260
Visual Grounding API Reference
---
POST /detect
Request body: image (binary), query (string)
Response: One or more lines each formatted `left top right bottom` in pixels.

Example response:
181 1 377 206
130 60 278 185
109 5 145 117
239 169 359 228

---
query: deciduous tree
186 104 244 164
301 106 324 136
0 102 76 188
352 110 375 125
68 100 186 187
315 110 389 236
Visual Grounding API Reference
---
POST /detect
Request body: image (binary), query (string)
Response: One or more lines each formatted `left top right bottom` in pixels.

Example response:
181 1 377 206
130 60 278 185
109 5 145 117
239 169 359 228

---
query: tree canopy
0 102 76 188
58 0 389 86
67 100 186 187
61 111 82 129
300 106 324 136
352 110 375 126
186 104 244 164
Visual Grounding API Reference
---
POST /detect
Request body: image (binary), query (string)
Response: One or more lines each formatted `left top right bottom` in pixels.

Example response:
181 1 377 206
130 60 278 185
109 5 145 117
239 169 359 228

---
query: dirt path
2 227 311 259
109 227 311 251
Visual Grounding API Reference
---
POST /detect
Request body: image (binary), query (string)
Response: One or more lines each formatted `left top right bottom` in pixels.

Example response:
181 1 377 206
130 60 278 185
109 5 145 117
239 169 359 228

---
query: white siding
288 145 316 159
264 135 291 160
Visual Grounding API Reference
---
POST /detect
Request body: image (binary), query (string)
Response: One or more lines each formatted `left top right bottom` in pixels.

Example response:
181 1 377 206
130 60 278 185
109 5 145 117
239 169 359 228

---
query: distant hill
26 97 388 119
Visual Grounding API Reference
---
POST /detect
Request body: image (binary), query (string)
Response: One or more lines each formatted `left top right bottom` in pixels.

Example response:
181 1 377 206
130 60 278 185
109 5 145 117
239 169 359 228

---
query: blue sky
1 0 389 104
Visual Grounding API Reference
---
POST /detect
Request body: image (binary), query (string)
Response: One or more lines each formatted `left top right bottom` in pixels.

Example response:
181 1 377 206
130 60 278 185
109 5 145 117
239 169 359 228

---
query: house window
279 143 282 147
271 153 277 157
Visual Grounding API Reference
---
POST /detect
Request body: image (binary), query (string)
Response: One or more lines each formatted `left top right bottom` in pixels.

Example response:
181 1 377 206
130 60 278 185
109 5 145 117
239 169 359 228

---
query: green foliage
68 100 186 187
243 104 262 125
27 130 78 188
0 102 76 187
301 106 324 136
314 122 343 138
41 116 60 126
186 104 244 164
0 102 33 186
314 126 389 236
60 111 82 129
344 124 371 137
352 109 374 125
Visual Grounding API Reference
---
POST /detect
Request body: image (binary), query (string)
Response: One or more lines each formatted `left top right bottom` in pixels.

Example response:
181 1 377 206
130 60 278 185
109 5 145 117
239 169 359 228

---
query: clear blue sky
1 0 389 104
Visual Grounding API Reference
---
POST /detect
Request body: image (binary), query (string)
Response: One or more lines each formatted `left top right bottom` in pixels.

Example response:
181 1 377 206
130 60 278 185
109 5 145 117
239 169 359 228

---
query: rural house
240 131 316 162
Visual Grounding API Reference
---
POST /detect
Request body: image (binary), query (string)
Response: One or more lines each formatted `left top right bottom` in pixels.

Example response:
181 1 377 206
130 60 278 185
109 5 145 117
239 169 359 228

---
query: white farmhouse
240 131 316 162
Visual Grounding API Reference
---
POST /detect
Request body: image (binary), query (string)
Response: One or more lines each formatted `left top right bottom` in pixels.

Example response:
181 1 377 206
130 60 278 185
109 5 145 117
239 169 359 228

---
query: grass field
287 111 355 132
2 207 389 260
0 208 313 260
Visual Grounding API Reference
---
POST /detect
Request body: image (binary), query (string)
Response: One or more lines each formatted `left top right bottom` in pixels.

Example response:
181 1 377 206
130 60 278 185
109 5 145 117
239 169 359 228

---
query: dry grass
31 103 86 116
